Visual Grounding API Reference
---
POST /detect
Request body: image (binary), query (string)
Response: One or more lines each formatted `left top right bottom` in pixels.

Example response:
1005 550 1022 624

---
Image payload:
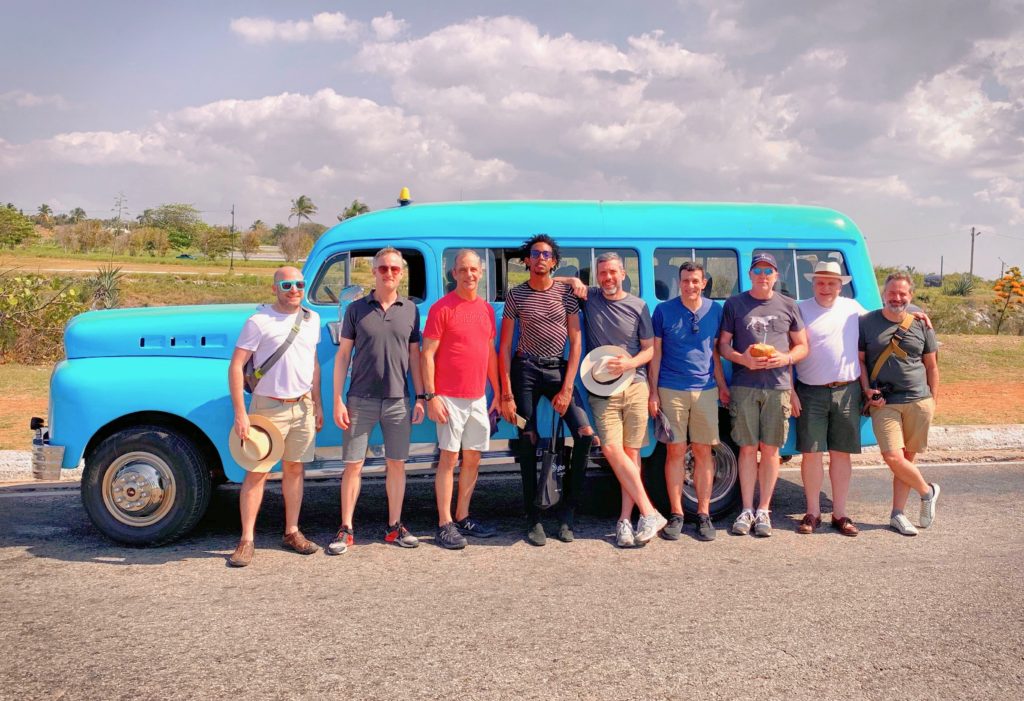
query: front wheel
641 440 740 519
82 425 212 546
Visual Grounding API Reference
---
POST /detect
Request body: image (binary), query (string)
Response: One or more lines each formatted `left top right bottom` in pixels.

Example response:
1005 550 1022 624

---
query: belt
515 351 565 368
822 381 854 388
269 393 309 403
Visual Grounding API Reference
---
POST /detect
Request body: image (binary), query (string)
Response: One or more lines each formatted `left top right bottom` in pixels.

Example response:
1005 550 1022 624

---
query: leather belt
269 393 309 403
515 351 565 369
822 381 854 388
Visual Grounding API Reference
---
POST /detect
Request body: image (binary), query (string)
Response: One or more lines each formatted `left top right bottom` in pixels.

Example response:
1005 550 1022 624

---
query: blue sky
2 0 1022 277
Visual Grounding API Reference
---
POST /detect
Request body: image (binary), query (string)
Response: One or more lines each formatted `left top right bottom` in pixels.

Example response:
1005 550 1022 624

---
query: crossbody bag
243 307 311 393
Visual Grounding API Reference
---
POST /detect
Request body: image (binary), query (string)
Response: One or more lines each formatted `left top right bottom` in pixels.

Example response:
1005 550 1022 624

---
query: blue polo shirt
652 297 722 391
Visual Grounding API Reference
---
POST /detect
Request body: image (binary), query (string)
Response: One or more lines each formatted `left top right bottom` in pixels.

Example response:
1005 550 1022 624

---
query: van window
442 248 496 300
309 247 427 304
653 248 738 300
754 249 853 299
496 247 640 300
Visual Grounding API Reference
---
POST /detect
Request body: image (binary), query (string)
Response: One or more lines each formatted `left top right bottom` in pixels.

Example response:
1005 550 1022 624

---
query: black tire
82 425 212 546
640 407 740 520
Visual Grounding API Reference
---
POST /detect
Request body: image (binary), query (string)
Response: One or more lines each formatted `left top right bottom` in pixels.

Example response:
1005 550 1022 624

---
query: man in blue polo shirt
649 261 729 541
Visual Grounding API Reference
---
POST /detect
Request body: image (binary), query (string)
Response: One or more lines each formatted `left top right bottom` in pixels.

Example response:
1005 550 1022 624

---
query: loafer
831 516 859 537
797 513 822 534
228 540 255 567
282 529 320 555
557 522 575 543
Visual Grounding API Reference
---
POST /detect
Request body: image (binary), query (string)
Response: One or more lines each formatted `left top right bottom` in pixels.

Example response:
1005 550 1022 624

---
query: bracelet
501 394 514 402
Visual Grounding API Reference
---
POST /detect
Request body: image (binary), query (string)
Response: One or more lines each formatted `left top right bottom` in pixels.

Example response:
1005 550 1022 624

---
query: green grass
936 334 1024 383
9 244 282 269
120 272 274 307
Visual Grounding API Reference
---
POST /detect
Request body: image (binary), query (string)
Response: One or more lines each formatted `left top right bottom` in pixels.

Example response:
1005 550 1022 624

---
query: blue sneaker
455 516 496 538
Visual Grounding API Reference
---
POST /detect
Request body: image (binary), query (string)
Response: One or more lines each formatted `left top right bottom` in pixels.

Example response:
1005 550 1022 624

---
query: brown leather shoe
831 516 859 537
282 529 320 555
796 513 821 534
228 540 255 567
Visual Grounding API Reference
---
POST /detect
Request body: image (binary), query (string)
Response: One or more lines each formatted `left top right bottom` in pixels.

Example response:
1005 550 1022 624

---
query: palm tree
69 207 86 223
37 203 53 224
289 195 317 225
249 219 266 231
337 199 370 221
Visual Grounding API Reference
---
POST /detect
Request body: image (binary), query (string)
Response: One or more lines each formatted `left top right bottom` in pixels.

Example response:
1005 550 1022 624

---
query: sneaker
227 540 254 567
635 512 668 545
753 511 772 538
436 521 467 550
384 522 419 548
919 482 940 528
696 514 716 542
732 510 755 535
282 529 320 555
456 516 496 539
527 521 547 547
890 512 919 536
660 513 685 541
615 519 635 548
326 526 354 556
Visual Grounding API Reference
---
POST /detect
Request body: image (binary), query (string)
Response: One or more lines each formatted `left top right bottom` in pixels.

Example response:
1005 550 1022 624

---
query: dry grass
0 364 50 450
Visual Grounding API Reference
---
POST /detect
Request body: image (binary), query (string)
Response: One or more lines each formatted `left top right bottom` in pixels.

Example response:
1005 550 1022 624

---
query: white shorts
436 395 490 453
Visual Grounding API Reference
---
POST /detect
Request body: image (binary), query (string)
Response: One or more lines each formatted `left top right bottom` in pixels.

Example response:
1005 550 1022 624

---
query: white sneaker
615 519 635 548
732 510 755 535
634 512 668 545
753 511 773 537
919 483 940 528
890 512 919 536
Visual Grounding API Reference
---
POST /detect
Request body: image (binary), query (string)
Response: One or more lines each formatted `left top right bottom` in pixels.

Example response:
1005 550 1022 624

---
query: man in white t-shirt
226 266 323 566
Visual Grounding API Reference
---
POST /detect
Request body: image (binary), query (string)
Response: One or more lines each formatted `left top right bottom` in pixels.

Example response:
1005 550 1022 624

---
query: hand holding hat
581 345 635 397
228 415 285 473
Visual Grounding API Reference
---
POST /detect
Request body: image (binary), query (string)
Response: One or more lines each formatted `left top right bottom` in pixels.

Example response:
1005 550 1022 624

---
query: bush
0 207 37 248
0 270 87 362
943 274 976 297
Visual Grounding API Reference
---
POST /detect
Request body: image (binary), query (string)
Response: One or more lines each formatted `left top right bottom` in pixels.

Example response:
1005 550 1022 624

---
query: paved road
2 463 1022 700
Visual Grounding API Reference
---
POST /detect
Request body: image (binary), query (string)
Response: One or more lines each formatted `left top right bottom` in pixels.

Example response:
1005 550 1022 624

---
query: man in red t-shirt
421 249 501 549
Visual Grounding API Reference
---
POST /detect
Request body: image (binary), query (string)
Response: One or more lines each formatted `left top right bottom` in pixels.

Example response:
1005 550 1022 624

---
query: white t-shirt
795 296 866 385
236 305 321 398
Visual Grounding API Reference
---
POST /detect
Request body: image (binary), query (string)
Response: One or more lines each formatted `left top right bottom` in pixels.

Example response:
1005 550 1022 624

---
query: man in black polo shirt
328 247 426 555
499 234 596 546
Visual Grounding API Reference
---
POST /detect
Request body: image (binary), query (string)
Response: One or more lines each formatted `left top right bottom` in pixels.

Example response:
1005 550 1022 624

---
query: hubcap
102 452 177 527
683 443 738 508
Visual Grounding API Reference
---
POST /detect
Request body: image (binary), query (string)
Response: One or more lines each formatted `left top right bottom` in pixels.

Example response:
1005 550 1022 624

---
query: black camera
869 382 894 400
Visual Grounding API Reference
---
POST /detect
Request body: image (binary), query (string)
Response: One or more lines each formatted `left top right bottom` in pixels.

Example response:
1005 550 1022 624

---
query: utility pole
999 257 1007 277
229 204 235 272
969 226 981 278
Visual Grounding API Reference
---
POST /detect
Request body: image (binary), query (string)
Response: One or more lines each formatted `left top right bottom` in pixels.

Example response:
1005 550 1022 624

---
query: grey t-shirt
858 310 937 403
721 291 803 390
581 288 654 382
340 292 421 399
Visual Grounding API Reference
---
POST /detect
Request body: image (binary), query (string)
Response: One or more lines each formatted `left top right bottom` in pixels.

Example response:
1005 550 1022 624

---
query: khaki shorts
249 394 316 463
588 382 649 449
870 398 935 453
729 386 791 448
658 387 720 446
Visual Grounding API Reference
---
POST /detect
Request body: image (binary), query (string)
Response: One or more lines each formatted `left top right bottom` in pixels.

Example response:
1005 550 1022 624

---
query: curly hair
520 233 561 267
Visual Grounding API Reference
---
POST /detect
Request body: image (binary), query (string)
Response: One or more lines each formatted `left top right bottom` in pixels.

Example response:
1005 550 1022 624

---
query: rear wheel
82 425 211 546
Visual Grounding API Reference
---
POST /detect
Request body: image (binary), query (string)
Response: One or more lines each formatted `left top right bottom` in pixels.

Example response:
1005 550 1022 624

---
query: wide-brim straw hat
581 345 636 397
228 415 285 473
804 260 852 284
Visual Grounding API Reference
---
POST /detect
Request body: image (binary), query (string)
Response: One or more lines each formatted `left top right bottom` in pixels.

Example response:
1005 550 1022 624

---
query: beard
885 301 908 315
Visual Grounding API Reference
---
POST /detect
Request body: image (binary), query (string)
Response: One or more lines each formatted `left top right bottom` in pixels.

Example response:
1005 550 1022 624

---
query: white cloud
371 12 407 41
0 90 69 110
230 12 362 43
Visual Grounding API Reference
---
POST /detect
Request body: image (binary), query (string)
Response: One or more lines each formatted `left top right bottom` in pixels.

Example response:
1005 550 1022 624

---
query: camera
869 382 894 401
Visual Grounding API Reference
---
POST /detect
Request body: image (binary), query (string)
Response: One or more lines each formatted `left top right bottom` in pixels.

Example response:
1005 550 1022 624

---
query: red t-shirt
423 291 496 399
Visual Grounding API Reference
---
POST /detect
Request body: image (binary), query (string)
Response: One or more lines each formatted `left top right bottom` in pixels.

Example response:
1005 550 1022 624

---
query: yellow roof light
398 187 411 206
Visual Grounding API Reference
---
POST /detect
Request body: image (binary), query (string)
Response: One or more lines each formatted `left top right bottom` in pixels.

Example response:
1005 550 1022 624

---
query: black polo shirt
340 292 421 399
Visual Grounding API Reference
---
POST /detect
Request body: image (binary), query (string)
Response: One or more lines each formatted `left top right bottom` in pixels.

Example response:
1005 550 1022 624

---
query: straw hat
804 260 852 284
581 345 635 397
228 415 285 473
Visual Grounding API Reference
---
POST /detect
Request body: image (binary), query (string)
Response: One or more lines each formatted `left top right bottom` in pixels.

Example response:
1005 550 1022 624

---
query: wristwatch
417 393 436 401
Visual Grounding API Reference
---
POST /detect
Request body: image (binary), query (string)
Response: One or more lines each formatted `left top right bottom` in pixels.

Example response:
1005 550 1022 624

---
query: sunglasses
750 267 776 276
276 280 305 291
529 250 554 260
376 265 402 274
690 312 700 334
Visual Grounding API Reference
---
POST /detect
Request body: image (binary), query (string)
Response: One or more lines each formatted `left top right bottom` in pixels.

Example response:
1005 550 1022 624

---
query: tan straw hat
804 260 852 284
580 345 635 397
228 415 285 473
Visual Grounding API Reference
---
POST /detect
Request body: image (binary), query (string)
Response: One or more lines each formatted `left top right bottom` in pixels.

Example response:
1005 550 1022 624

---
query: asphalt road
2 462 1022 701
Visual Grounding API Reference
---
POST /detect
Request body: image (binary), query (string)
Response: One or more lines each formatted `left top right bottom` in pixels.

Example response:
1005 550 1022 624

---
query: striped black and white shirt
503 281 580 357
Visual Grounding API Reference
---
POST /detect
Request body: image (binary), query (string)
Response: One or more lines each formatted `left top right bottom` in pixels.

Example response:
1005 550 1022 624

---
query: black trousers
511 356 594 522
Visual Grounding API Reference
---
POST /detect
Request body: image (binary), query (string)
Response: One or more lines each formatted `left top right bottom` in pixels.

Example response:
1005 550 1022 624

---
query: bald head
274 266 302 283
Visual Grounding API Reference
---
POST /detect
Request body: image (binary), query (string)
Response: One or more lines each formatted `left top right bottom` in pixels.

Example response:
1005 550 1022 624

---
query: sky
1 0 1022 278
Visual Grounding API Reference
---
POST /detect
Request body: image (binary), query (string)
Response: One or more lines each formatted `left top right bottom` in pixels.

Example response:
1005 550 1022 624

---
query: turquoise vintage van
32 201 881 545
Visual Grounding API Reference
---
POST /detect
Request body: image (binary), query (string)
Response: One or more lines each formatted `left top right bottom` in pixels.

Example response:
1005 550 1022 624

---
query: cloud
0 90 69 110
371 12 407 41
230 12 362 43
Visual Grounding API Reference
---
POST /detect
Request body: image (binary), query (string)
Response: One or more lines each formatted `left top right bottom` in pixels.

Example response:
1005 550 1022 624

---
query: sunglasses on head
529 250 554 260
750 267 775 276
276 280 305 291
377 265 402 274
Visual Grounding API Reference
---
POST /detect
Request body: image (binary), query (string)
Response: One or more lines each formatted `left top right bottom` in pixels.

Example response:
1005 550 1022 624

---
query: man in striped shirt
499 234 596 546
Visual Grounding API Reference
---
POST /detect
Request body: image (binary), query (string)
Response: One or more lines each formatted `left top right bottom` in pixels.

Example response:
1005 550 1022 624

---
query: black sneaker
455 516 496 538
436 522 467 550
696 513 716 541
660 513 685 540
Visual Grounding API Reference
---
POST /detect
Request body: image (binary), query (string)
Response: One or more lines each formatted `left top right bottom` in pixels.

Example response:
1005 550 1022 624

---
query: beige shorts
870 398 935 454
659 387 720 446
588 382 650 449
249 394 317 463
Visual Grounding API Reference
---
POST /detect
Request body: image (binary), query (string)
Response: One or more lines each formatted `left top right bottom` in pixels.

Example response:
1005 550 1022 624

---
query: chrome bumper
32 427 65 480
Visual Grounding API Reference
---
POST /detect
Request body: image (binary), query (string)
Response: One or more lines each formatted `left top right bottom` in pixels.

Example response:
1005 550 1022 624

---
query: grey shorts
729 386 791 448
794 381 862 454
342 396 411 462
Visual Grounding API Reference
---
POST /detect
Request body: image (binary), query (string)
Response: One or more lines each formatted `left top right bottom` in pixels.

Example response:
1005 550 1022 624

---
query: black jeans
511 356 594 523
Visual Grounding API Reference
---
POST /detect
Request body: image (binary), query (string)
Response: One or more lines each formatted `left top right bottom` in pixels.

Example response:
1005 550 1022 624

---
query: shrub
0 270 87 362
943 274 976 297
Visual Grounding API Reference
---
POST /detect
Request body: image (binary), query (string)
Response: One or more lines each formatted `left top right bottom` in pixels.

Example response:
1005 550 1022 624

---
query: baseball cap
750 253 778 270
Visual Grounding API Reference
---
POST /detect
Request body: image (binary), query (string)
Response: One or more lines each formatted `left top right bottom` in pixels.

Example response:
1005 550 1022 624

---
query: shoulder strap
253 308 311 382
869 313 915 384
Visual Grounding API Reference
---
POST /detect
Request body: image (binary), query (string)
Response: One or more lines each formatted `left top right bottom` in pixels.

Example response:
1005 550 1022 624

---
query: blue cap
750 253 778 270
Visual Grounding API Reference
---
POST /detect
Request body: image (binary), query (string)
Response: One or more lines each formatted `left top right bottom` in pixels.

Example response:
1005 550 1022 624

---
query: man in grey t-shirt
859 272 940 536
719 253 808 537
